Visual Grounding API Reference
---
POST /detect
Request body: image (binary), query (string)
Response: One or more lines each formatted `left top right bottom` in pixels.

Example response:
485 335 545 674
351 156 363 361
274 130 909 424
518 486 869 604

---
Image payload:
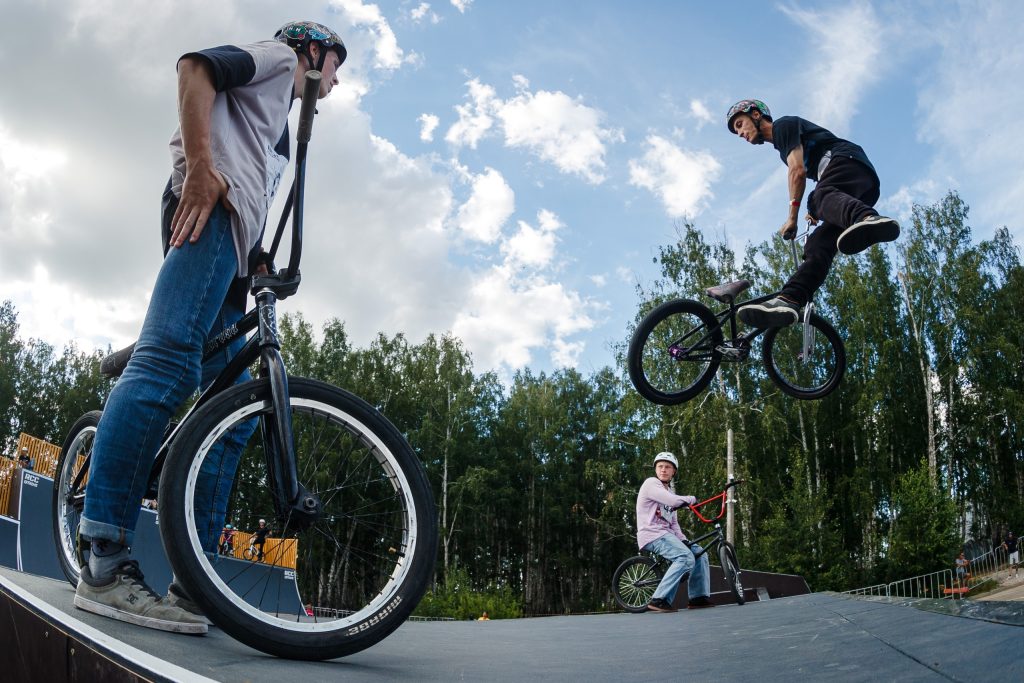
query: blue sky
1 0 1021 380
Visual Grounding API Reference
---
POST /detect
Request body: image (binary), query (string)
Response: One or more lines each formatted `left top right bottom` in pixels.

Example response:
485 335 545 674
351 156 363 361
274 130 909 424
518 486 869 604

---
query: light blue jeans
643 534 710 604
81 205 252 551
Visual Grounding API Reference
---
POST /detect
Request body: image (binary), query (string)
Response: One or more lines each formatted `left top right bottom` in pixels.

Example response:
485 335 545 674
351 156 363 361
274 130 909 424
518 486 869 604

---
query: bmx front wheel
158 377 438 660
52 410 101 587
762 312 845 400
627 299 723 405
611 555 664 612
718 541 745 605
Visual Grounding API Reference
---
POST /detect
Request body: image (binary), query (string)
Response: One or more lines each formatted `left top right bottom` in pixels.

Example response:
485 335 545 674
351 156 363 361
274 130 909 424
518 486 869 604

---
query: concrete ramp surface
2 566 1022 682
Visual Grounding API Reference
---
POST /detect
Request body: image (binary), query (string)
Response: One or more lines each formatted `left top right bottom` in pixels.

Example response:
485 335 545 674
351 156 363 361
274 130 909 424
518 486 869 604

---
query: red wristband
790 199 800 207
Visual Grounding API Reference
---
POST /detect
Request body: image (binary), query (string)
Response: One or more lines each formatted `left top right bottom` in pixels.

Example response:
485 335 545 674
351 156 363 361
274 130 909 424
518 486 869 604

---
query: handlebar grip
296 71 321 143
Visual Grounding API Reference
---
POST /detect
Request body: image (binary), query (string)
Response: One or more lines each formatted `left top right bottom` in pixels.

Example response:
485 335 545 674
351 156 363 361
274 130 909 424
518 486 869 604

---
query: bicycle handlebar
673 479 745 523
296 71 321 144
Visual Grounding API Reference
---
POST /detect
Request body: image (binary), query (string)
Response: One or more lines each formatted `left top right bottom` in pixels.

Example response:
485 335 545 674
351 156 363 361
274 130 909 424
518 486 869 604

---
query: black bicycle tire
761 312 846 400
611 555 663 612
719 542 745 605
627 299 723 405
52 410 102 588
158 377 438 660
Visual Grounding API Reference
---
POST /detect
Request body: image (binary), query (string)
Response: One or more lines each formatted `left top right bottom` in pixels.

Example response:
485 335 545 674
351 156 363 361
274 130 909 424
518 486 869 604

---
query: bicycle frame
669 231 817 366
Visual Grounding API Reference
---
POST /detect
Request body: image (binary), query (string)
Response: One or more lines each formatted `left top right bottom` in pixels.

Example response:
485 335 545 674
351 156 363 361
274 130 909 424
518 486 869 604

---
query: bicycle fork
256 289 321 531
789 236 816 364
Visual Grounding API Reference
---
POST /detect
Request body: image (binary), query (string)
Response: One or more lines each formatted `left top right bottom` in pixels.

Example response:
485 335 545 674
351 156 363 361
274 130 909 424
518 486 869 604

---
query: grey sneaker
74 560 208 634
738 297 800 328
166 581 213 626
837 215 900 255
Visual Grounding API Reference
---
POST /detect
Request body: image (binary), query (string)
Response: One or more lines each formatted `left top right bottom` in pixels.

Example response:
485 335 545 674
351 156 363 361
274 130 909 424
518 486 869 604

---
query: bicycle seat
100 342 136 378
705 279 751 304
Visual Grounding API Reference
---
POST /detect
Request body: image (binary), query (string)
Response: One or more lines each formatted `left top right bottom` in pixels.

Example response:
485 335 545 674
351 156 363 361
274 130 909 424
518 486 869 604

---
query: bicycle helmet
225 524 233 529
275 20 347 72
259 518 266 525
653 452 678 469
726 99 772 134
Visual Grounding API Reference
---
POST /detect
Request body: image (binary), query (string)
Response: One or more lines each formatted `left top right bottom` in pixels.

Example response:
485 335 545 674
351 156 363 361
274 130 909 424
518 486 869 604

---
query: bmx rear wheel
612 556 664 612
627 299 723 405
159 377 437 660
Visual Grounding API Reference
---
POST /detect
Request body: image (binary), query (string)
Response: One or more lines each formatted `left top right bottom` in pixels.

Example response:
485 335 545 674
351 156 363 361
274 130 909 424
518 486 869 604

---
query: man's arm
169 56 230 248
780 144 806 239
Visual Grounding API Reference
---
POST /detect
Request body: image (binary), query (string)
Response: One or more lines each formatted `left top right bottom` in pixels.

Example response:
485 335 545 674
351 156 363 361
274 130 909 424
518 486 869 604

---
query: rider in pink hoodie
635 452 712 612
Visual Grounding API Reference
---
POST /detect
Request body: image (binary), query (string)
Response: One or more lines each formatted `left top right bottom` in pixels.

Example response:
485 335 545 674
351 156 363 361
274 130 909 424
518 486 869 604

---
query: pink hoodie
635 477 697 550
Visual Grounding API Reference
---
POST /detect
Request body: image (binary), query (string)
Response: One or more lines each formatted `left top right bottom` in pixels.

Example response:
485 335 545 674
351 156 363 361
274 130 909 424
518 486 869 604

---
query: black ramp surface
0 516 18 570
2 566 1021 682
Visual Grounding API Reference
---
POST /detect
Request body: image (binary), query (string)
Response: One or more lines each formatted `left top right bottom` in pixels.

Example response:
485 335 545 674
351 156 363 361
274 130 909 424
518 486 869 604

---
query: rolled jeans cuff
79 516 134 546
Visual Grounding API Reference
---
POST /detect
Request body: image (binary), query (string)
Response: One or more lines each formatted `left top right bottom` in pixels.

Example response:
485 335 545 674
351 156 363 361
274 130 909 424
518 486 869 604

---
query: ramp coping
0 571 216 683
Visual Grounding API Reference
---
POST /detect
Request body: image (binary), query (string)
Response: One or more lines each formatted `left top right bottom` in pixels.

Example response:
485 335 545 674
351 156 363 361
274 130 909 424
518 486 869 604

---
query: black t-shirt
1007 536 1018 553
253 526 271 542
771 116 876 181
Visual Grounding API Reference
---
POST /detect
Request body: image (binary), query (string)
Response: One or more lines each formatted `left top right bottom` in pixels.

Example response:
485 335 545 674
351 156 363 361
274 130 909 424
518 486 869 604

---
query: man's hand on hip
169 162 230 248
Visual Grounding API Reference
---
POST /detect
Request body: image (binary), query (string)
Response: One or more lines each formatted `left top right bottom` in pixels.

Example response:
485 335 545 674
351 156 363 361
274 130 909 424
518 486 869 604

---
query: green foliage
413 567 522 620
885 461 959 580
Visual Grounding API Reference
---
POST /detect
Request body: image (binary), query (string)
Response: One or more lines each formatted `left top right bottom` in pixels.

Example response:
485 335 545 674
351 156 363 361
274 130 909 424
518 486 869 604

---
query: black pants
782 157 880 305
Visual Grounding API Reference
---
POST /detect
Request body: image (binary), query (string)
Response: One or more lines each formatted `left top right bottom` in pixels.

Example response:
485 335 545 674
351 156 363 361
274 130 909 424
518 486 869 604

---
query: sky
1 0 1021 381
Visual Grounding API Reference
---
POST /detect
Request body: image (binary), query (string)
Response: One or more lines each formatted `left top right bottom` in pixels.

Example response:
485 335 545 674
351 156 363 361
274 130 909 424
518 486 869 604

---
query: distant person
253 519 271 562
726 99 900 328
477 612 490 621
18 448 33 471
305 603 314 617
955 551 970 586
220 524 236 556
635 452 713 612
1002 531 1019 578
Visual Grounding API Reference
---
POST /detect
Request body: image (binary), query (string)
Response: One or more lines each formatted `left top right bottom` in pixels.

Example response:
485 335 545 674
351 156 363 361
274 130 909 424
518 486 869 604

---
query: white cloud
445 78 498 149
451 265 593 372
689 99 713 127
410 3 440 24
781 3 882 132
418 113 440 141
454 167 515 243
445 76 623 184
450 0 473 13
501 209 563 269
628 135 721 218
911 3 1024 233
498 84 624 184
331 0 410 71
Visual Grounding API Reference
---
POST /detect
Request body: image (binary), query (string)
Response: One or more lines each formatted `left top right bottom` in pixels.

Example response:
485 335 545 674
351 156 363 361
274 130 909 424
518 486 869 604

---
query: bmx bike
51 71 438 661
612 480 745 612
627 233 846 405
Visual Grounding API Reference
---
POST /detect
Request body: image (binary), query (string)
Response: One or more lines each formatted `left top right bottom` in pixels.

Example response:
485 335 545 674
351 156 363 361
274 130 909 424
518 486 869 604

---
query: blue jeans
81 205 252 549
643 534 711 604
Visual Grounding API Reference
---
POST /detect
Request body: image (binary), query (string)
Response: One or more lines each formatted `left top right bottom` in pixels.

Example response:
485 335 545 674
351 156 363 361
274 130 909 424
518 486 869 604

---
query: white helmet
653 452 678 469
259 519 266 525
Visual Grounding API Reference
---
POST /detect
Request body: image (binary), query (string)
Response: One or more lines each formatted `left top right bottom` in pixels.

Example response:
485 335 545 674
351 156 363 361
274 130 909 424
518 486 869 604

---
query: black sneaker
737 297 800 328
646 598 678 613
75 561 207 634
837 215 900 255
687 596 715 609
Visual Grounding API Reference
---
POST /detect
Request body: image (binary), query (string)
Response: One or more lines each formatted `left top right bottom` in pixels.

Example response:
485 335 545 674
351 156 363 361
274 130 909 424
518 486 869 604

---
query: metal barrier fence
843 537 1019 601
843 569 959 601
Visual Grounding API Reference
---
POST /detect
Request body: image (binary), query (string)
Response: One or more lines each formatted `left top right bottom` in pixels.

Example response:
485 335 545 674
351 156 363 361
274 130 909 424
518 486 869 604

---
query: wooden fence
4 431 298 567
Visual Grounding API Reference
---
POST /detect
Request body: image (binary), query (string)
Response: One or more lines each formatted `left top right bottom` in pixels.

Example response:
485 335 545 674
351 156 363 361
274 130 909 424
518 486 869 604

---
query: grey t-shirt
169 41 297 276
